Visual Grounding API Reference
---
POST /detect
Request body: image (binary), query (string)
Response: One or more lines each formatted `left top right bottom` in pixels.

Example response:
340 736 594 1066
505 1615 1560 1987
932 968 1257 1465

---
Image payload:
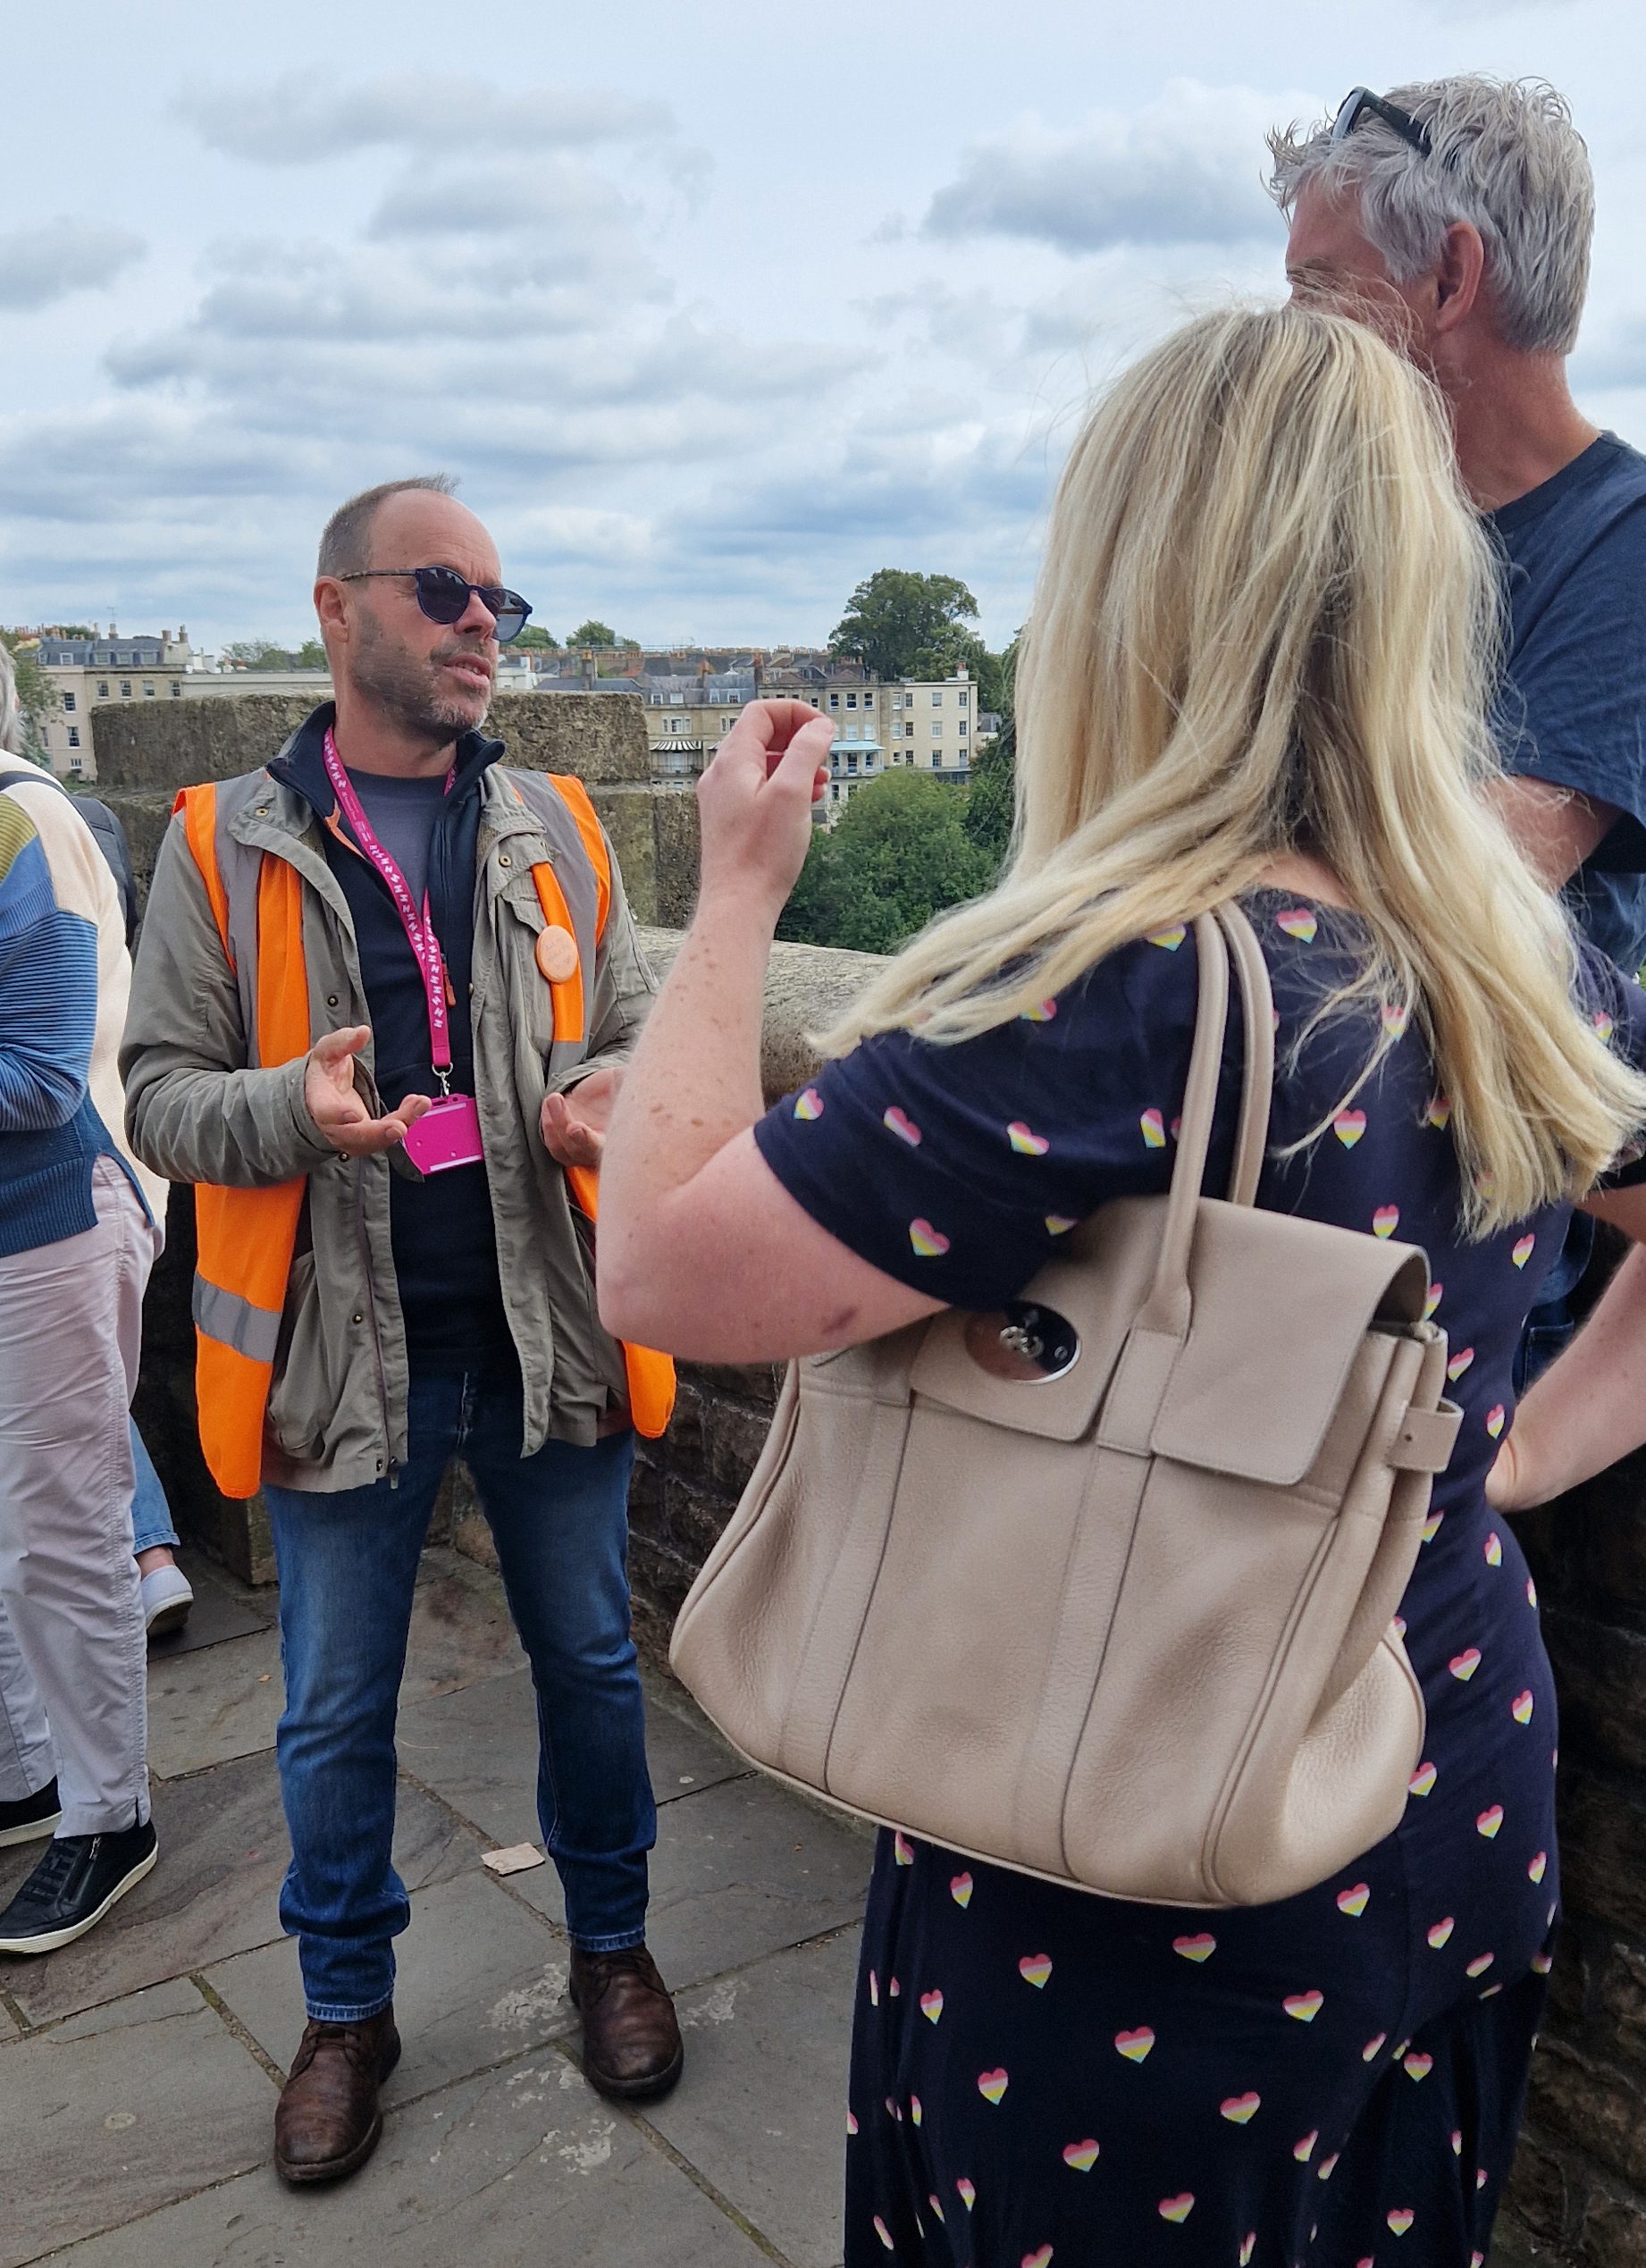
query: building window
62 692 76 711
959 719 969 736
171 681 182 696
67 726 80 748
931 721 943 737
847 754 858 773
931 692 943 707
828 692 840 708
143 680 155 696
958 690 969 708
846 693 857 709
97 680 108 698
120 680 131 697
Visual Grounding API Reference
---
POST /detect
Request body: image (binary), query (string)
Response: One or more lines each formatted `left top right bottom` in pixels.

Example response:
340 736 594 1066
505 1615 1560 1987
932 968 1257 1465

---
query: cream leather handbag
671 906 1462 1907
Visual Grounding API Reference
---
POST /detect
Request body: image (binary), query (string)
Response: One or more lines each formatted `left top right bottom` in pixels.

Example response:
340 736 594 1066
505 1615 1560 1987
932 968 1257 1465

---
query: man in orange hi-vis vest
122 477 681 2187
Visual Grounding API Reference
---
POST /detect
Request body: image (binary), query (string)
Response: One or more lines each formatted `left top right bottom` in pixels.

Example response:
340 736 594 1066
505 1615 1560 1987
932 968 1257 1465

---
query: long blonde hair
826 304 1646 1232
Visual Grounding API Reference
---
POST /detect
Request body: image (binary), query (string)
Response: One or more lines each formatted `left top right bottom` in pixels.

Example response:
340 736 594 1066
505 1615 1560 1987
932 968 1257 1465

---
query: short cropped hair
316 475 459 579
1268 76 1593 355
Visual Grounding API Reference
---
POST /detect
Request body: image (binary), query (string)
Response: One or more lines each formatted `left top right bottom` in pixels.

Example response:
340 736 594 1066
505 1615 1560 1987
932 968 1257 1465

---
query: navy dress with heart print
751 891 1646 2268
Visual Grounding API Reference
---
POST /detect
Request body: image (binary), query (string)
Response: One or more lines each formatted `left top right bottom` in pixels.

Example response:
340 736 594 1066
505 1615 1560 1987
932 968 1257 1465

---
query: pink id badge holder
403 1093 485 1175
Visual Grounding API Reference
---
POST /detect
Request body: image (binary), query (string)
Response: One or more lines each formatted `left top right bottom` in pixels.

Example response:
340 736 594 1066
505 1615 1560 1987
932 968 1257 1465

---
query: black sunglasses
340 566 533 644
1331 86 1433 161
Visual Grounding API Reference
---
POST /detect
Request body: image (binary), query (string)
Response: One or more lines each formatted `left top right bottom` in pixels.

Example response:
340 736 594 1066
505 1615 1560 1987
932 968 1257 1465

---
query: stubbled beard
350 609 491 742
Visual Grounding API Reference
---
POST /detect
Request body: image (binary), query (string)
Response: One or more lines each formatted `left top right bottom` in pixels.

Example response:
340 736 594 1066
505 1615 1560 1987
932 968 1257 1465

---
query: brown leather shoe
570 1945 684 2101
273 2005 401 2185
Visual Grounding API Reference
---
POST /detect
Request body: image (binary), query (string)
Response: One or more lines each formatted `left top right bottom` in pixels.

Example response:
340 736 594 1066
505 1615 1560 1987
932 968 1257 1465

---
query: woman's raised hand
695 700 835 925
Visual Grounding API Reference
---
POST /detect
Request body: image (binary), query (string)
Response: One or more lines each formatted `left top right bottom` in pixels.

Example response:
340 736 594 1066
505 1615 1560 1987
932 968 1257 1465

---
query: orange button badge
535 925 579 983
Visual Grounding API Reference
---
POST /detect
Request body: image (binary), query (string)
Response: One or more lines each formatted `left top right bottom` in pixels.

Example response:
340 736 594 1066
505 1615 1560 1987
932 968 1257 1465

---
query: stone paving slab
146 1622 285 1780
648 1926 861 2268
400 1565 529 1704
205 1868 576 2102
0 1977 273 2267
45 2048 764 2268
144 1553 271 1659
396 1664 744 1852
509 1770 872 1993
1 1754 485 2029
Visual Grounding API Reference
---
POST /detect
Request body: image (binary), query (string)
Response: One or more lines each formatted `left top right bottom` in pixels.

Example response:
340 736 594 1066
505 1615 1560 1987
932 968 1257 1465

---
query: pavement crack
190 1970 285 2087
0 1978 31 2036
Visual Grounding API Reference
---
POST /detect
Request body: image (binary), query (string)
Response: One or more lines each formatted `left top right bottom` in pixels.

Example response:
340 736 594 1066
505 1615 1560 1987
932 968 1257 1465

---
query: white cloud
924 80 1321 254
176 70 675 164
0 218 146 312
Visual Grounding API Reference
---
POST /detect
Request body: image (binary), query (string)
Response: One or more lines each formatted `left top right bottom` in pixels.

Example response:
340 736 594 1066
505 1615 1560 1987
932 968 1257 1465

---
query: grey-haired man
1272 75 1646 1378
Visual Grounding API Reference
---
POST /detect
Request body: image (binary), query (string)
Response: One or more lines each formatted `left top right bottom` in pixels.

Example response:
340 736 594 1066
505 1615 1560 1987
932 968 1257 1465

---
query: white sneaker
140 1563 194 1639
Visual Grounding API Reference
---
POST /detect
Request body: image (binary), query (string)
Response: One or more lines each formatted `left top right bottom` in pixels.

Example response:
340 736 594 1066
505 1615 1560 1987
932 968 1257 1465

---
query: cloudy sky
4 0 1642 652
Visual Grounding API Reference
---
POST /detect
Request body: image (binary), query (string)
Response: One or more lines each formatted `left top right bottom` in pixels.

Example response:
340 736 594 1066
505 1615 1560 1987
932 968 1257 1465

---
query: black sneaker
0 1779 62 1850
0 1816 157 1955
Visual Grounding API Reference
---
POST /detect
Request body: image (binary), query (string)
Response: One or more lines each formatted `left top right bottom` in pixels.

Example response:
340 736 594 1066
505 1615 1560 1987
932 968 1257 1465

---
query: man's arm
1492 775 1620 888
122 814 423 1187
538 827 657 1164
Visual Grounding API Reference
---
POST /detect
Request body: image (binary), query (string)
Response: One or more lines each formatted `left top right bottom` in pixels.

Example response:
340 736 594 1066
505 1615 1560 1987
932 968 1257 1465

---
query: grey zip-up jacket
121 741 656 1492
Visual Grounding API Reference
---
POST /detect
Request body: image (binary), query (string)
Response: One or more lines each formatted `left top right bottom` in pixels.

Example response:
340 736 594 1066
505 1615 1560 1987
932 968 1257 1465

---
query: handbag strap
1130 903 1275 1341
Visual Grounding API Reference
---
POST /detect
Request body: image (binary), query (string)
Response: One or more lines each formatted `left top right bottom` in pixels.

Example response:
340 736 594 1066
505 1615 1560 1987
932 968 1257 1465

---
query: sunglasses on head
1331 86 1433 160
339 565 533 644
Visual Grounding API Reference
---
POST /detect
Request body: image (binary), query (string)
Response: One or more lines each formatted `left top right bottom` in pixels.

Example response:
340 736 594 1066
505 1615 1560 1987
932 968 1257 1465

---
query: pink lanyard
323 728 456 1095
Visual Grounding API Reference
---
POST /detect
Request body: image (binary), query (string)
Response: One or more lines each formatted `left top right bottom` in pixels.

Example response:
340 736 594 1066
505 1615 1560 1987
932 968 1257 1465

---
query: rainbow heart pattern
869 1970 878 2006
1476 1804 1504 1839
1423 1281 1443 1319
1512 1233 1536 1270
956 2179 977 2209
1449 1647 1482 1682
1529 1851 1548 1884
1336 1883 1370 1918
1283 1990 1324 2023
1425 1096 1452 1130
846 2109 859 2134
1512 1690 1534 1725
1427 1917 1456 1950
1221 2092 1261 2125
1008 1121 1050 1155
1276 908 1317 941
794 1088 824 1121
1382 1002 1410 1037
1172 1933 1216 1962
1293 2130 1318 2162
1240 2239 1256 2267
1363 2033 1388 2062
1423 1513 1444 1544
1019 1954 1053 1988
1114 2027 1155 2062
1334 1109 1366 1148
1466 1953 1495 1978
928 2194 945 2224
1045 1214 1077 1235
1486 1405 1506 1440
1484 1531 1502 1567
874 2214 894 2249
1410 1760 1437 1796
1063 2138 1100 2171
1373 1204 1400 1239
1527 1575 1539 1608
1533 1950 1554 1975
1148 926 1187 952
920 1989 944 2023
1594 1010 1616 1041
1388 2207 1415 2236
1318 2153 1340 2180
1158 2194 1195 2224
1447 1347 1474 1381
894 1830 914 1864
883 1106 921 1146
909 1219 950 1258
950 1871 973 1907
888 1978 901 1997
910 2093 922 2125
1140 1108 1167 1149
1021 999 1057 1022
977 2067 1009 2104
1404 2052 1434 2081
1022 2247 1054 2268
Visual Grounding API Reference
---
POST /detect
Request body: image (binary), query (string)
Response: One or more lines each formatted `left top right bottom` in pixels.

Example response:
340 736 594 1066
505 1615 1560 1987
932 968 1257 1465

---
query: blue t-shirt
1492 431 1646 971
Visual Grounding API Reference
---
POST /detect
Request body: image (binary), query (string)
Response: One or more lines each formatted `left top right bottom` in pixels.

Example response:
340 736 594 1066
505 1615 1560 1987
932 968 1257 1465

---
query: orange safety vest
179 772 675 1499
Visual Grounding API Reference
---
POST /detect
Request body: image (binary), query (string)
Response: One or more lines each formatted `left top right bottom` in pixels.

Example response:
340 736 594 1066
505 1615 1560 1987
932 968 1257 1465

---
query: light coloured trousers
0 1158 159 1835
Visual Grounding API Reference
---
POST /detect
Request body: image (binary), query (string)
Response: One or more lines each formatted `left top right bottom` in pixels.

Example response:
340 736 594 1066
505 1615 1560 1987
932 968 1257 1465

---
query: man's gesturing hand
541 1065 622 1168
304 1027 431 1157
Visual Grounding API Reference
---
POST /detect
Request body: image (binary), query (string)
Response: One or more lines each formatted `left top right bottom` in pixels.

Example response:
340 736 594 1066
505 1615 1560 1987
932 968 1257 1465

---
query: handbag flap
1148 1199 1432 1484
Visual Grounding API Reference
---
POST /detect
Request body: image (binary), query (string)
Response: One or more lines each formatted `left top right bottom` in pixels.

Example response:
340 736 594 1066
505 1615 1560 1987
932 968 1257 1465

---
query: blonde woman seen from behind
593 306 1646 2268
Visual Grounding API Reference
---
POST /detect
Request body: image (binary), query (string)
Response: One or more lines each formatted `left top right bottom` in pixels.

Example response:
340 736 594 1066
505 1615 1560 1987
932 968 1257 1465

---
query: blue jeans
130 1422 180 1556
265 1369 654 2022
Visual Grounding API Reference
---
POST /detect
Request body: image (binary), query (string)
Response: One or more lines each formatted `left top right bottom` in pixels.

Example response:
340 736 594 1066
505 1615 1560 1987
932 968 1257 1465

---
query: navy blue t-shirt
1492 431 1646 971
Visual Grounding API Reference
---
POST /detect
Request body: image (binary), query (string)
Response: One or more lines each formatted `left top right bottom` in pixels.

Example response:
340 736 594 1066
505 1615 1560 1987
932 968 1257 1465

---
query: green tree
568 618 617 649
828 569 981 684
515 625 560 651
0 631 50 751
777 768 995 955
963 717 1016 867
297 638 327 668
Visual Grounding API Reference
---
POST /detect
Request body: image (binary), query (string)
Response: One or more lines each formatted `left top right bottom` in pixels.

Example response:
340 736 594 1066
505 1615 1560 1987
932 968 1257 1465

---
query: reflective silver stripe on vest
192 1274 282 1365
